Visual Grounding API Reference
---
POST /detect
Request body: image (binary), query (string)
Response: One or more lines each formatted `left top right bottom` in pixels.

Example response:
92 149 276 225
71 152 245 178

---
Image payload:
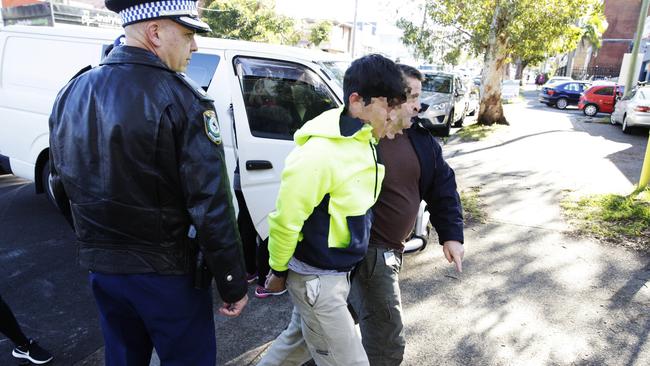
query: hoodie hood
294 106 375 146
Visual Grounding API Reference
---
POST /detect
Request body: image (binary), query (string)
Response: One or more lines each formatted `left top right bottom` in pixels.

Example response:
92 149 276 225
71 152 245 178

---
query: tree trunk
477 1 509 126
515 60 529 85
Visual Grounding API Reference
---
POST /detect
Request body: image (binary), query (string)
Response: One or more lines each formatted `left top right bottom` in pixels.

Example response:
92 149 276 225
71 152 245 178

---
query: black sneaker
12 339 53 365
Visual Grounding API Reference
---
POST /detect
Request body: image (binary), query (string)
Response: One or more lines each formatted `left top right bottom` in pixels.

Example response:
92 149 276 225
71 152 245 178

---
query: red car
578 84 624 116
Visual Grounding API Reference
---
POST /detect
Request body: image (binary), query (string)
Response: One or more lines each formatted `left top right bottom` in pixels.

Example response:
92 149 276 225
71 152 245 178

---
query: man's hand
219 294 248 317
442 240 464 272
265 272 287 293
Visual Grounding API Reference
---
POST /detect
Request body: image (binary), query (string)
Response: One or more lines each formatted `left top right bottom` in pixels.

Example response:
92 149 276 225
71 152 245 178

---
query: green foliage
397 0 606 67
455 123 502 142
202 0 299 45
561 192 650 251
309 21 332 47
460 186 487 225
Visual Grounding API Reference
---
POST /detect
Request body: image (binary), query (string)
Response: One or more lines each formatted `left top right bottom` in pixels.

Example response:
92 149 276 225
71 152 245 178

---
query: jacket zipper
370 141 378 199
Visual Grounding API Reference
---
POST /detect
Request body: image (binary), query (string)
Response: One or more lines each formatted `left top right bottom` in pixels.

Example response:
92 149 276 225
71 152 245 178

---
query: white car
610 86 650 134
543 76 573 86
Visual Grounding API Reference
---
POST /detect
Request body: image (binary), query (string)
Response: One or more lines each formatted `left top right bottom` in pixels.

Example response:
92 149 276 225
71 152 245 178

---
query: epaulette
68 65 93 83
175 72 214 102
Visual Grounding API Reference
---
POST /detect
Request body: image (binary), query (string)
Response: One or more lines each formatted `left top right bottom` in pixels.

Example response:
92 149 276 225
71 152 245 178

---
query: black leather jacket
48 46 246 303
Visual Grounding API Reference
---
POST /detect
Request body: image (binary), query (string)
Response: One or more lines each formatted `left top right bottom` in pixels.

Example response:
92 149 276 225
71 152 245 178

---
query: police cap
105 0 211 33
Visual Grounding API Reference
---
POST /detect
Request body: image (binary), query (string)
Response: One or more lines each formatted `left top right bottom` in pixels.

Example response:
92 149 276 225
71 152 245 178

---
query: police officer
48 1 248 365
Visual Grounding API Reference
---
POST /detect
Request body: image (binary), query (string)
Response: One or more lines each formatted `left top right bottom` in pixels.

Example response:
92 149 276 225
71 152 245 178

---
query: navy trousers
89 272 216 366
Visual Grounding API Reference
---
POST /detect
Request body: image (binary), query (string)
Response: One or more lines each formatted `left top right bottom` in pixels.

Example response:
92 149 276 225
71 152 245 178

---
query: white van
0 25 430 250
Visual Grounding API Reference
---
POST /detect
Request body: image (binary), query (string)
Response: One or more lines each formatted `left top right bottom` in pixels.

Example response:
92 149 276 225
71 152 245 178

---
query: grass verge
456 123 503 142
460 186 487 225
561 189 650 252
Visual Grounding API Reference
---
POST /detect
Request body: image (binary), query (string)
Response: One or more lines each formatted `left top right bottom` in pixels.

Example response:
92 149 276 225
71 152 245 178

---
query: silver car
418 72 468 136
611 86 650 134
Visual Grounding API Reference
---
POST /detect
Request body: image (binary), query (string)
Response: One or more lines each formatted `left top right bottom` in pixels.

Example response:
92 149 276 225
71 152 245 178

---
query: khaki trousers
259 271 369 366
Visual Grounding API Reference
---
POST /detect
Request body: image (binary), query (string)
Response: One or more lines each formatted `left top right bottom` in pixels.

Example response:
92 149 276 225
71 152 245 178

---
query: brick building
588 0 645 76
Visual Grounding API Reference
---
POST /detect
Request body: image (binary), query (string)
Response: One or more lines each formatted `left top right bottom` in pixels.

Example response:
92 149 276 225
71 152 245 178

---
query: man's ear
144 21 163 47
348 92 362 106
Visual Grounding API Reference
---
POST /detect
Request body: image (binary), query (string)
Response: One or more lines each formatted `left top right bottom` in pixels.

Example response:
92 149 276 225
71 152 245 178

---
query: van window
234 57 338 140
186 53 220 90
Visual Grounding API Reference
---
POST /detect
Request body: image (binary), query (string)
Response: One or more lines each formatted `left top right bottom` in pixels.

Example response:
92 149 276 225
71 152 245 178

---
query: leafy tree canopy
309 21 332 47
202 0 300 45
397 0 606 67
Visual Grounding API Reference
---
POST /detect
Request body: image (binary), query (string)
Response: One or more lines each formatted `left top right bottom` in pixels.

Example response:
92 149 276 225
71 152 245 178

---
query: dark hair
343 54 406 107
397 64 424 82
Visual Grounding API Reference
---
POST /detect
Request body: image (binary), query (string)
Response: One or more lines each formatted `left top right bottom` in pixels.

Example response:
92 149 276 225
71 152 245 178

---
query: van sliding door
228 53 340 239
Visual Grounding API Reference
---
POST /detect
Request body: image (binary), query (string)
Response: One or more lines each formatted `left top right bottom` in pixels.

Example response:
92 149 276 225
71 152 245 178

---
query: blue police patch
203 110 221 145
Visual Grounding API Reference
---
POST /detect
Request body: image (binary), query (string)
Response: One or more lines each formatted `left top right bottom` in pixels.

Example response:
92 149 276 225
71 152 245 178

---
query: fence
556 65 621 80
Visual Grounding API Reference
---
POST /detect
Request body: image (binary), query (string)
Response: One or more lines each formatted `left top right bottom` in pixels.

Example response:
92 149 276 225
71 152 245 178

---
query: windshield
422 74 452 94
319 61 349 89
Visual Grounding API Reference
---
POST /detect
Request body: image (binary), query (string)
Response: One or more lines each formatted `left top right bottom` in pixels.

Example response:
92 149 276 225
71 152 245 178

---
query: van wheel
42 160 56 206
583 104 598 117
556 98 568 110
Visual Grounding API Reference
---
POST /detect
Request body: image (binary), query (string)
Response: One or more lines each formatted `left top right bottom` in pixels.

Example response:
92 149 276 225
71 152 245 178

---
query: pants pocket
305 277 320 307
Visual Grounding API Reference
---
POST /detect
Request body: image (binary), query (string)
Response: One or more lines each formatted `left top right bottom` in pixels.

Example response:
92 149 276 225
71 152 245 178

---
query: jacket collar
339 111 365 137
101 46 172 72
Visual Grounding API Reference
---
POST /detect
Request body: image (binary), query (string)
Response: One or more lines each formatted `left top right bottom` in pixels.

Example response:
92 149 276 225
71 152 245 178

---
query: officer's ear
143 20 164 48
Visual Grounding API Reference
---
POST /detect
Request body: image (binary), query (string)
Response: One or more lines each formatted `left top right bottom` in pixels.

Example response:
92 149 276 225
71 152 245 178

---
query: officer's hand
442 240 464 273
265 273 286 293
219 294 248 317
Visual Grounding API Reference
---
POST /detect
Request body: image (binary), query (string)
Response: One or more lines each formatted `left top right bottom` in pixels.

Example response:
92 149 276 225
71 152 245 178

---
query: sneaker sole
254 289 287 299
12 350 53 365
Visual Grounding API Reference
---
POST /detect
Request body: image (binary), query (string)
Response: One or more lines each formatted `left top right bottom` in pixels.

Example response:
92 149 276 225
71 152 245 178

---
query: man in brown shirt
348 65 465 366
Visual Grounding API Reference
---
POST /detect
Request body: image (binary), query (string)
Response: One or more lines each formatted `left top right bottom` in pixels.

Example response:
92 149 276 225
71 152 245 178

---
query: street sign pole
624 0 649 98
637 0 650 193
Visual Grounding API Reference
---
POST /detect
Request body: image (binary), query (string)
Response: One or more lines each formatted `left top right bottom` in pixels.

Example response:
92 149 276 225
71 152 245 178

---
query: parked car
578 84 624 116
539 81 590 109
418 72 468 136
501 79 520 99
543 76 572 86
466 88 479 116
610 86 650 134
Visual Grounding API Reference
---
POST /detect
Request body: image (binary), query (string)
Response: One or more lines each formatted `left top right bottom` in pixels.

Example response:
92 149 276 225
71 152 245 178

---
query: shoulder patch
175 72 214 102
204 110 222 145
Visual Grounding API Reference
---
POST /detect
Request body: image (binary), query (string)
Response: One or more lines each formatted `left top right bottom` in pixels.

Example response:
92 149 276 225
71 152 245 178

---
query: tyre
42 159 56 205
622 115 631 134
610 115 617 125
583 104 598 117
556 98 568 110
454 110 465 127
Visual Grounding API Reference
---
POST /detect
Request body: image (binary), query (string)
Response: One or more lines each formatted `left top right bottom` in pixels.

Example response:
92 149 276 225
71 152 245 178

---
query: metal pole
351 0 358 58
624 0 649 98
639 135 650 190
635 0 650 192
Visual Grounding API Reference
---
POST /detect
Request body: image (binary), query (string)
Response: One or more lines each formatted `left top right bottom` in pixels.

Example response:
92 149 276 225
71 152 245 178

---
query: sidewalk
78 92 650 366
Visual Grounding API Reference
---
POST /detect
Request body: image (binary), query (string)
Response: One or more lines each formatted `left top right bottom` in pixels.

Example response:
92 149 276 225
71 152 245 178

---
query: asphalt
1 85 649 365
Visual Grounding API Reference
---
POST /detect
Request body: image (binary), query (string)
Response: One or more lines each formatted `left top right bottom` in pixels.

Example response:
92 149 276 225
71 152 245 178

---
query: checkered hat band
120 0 197 24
